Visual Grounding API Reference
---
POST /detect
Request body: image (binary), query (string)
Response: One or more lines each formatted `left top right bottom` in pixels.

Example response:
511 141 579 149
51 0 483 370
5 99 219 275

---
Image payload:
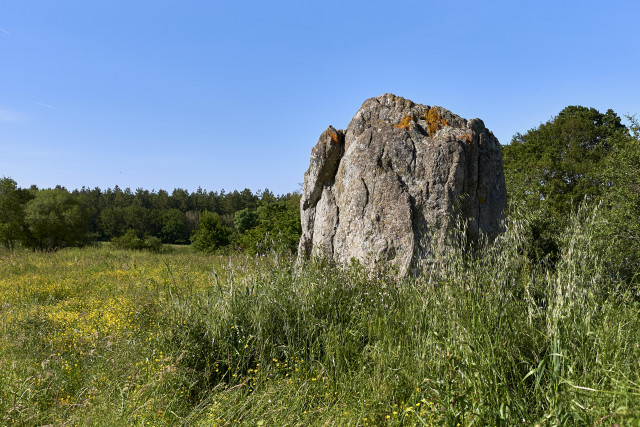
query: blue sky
1 0 639 195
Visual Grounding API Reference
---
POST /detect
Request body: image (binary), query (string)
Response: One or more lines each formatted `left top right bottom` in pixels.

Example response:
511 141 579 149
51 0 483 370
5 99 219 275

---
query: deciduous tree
22 188 89 250
0 177 33 249
191 211 231 253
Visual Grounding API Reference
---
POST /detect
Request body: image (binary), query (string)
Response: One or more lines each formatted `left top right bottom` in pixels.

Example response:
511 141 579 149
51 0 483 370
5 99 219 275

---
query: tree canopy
22 189 89 251
0 177 33 249
503 106 639 282
190 212 231 253
503 106 627 218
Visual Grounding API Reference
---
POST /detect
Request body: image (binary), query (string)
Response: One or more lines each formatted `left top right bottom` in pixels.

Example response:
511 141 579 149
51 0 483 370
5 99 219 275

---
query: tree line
0 183 301 254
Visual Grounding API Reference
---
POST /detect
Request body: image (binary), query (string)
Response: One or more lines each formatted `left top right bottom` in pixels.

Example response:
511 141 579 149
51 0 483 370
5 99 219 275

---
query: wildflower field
1 215 640 426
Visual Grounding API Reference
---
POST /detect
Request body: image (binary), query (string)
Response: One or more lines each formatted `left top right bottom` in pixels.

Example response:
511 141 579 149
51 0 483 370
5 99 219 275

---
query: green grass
1 212 639 426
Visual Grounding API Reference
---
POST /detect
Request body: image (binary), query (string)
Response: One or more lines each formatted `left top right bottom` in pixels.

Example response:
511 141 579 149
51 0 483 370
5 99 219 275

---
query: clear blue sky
2 0 639 195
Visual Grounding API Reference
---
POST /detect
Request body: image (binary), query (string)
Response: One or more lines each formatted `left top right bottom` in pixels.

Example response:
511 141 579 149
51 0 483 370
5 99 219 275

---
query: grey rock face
298 94 506 274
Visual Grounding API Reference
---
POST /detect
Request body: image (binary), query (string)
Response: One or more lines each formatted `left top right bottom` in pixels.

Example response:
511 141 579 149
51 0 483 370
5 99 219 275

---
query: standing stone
298 94 506 274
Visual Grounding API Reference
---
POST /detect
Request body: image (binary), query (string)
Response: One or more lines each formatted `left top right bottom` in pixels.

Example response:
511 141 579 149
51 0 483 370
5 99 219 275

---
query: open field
1 217 640 426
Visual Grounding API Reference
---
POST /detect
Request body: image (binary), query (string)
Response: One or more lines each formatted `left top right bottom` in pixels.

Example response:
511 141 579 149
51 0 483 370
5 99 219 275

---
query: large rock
298 94 506 274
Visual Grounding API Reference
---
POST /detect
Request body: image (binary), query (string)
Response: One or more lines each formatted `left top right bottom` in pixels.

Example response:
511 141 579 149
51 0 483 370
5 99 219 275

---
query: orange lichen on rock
394 115 414 130
424 108 449 136
329 131 339 142
457 134 472 145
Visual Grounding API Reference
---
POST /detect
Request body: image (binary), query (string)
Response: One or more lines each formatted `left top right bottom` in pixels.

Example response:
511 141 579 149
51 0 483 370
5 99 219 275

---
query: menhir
298 94 506 274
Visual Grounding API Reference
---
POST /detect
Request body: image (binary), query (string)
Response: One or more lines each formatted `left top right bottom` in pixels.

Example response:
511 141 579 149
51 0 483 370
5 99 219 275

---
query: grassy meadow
1 213 639 426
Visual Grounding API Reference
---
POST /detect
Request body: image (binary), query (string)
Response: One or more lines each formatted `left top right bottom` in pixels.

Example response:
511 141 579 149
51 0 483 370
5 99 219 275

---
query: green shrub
111 229 164 252
233 197 301 255
190 211 231 253
233 208 257 234
143 235 164 253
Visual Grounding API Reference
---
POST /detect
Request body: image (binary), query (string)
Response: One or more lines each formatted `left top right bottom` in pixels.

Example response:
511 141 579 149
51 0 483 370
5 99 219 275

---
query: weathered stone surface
298 94 506 274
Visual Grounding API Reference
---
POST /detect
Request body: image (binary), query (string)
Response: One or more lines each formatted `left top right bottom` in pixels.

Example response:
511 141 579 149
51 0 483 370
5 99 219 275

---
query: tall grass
1 209 639 425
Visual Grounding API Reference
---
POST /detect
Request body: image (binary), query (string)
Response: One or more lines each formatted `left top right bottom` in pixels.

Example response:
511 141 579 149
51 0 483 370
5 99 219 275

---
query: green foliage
258 188 276 204
0 177 33 249
191 211 231 253
233 208 257 234
504 106 626 215
99 205 161 240
21 188 89 251
6 181 290 251
144 235 163 253
595 114 640 282
235 196 301 255
73 185 269 244
503 105 631 271
111 229 164 252
160 208 190 244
